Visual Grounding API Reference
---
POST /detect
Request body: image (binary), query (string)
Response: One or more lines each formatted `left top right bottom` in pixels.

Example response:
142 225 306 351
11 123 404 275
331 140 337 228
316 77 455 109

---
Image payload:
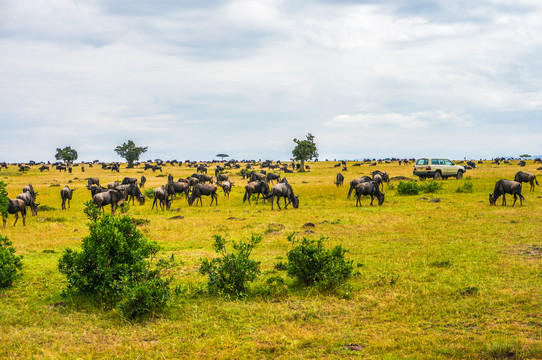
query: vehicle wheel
433 172 442 180
456 171 463 180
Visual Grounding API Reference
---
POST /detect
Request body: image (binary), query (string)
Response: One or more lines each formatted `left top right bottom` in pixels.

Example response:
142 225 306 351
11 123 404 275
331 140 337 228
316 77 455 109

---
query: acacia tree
292 133 318 172
216 154 229 161
114 140 148 168
55 146 78 165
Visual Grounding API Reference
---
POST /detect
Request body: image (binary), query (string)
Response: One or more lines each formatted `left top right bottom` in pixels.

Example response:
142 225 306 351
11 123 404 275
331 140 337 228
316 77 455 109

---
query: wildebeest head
292 195 299 208
377 192 385 205
489 193 497 205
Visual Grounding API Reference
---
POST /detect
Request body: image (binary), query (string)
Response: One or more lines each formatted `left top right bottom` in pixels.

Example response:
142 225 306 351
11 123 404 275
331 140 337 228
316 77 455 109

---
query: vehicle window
416 159 428 165
445 160 453 165
431 159 439 165
439 159 445 165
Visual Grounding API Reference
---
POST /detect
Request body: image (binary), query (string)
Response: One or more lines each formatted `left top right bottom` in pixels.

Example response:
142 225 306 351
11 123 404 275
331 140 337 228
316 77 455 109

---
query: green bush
419 180 443 193
285 234 354 291
396 181 420 195
0 180 8 218
199 234 261 297
456 179 474 193
0 235 23 289
58 202 176 318
143 188 155 199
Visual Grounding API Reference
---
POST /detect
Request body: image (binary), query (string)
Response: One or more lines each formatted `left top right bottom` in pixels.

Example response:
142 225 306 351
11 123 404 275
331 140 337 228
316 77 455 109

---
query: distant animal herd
1 158 539 229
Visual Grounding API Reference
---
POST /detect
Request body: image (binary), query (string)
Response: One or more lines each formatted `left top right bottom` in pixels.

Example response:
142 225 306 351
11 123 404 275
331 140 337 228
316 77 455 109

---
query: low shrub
58 202 176 318
143 188 155 199
396 181 420 195
285 234 354 291
199 234 261 297
456 180 474 193
419 180 443 193
0 235 23 289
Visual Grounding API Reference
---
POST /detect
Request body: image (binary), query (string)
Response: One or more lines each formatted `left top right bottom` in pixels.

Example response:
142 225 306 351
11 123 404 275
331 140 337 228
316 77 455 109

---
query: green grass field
1 161 541 359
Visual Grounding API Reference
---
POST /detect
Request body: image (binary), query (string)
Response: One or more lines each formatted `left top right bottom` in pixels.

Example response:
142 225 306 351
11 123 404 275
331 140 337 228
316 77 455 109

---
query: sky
1 0 542 162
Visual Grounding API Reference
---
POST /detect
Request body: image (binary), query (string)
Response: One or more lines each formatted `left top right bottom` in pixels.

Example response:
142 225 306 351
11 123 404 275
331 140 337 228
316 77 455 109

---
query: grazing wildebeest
107 181 120 189
93 189 127 215
87 185 107 197
60 185 76 210
2 198 27 229
39 165 50 172
514 171 539 191
188 183 218 206
140 175 147 188
56 165 67 172
220 180 234 198
264 182 299 210
467 161 477 169
152 185 172 210
216 173 229 184
187 177 200 188
199 174 213 184
372 170 390 186
16 191 39 216
23 184 38 199
168 181 190 200
249 171 267 182
354 181 385 207
266 173 281 184
489 179 525 206
118 183 145 205
243 180 270 204
347 176 373 199
121 177 138 185
335 173 344 187
152 165 162 172
86 178 100 187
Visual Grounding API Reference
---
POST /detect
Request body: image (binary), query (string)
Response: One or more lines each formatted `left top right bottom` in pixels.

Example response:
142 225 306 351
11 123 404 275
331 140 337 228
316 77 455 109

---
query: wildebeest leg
276 196 281 210
502 194 506 206
356 195 361 207
255 193 260 204
370 195 374 206
512 194 518 207
13 213 18 226
519 193 525 206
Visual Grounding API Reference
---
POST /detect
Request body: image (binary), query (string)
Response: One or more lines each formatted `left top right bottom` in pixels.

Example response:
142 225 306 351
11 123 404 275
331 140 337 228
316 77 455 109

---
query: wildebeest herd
1 160 539 228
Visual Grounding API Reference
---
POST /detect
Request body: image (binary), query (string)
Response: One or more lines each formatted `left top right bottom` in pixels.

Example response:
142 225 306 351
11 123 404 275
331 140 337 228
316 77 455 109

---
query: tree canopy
292 133 318 172
114 140 148 168
216 154 229 160
55 146 78 164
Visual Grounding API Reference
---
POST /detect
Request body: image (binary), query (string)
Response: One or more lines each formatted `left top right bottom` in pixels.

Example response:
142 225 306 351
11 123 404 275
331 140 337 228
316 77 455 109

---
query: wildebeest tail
263 189 275 200
536 177 539 186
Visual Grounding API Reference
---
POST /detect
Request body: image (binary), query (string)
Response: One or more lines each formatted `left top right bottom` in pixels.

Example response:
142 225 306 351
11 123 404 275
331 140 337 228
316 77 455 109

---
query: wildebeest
140 175 147 188
107 181 120 189
489 179 525 206
152 165 162 172
188 183 218 206
467 161 477 169
118 183 145 205
86 178 100 187
216 173 229 184
249 171 266 182
243 180 270 204
354 181 385 207
264 182 299 210
335 173 344 187
167 181 190 200
514 171 539 191
23 184 38 199
220 180 234 198
87 185 108 197
16 191 39 216
2 198 27 229
60 185 76 210
56 165 67 172
266 173 281 184
347 176 373 199
121 177 138 185
39 165 50 172
152 185 171 210
372 170 390 186
93 189 127 215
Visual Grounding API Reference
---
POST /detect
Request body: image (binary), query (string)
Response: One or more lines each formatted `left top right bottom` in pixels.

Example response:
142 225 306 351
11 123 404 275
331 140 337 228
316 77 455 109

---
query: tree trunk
300 159 305 172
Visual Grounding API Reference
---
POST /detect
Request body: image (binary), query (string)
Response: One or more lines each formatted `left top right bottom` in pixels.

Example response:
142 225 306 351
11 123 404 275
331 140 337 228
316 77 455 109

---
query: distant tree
519 154 531 158
114 140 148 168
216 154 229 161
55 146 78 165
292 133 318 172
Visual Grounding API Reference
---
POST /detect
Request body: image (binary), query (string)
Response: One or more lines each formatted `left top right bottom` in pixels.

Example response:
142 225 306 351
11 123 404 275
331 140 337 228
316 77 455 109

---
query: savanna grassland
0 160 541 359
